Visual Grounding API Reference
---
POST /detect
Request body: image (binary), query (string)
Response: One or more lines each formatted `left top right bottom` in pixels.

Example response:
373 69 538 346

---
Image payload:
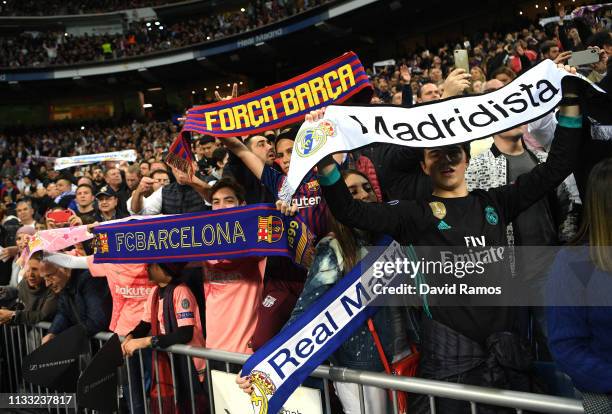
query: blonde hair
470 66 486 83
572 158 612 271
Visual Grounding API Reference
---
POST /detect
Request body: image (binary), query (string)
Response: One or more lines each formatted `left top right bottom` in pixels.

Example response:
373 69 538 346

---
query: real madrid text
260 243 408 381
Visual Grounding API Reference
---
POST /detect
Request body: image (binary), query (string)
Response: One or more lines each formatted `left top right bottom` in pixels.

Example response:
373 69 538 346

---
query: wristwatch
150 336 160 348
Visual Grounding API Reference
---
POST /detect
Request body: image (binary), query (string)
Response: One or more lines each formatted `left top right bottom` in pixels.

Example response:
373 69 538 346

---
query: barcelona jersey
261 165 328 239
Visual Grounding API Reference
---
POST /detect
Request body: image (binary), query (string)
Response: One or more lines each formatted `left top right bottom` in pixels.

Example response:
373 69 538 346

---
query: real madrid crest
294 120 336 158
250 370 276 414
484 206 499 225
429 201 447 220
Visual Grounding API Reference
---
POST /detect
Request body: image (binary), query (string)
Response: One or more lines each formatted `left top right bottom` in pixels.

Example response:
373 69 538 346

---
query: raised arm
223 136 266 180
43 252 88 269
129 176 154 215
319 155 414 243
171 162 213 203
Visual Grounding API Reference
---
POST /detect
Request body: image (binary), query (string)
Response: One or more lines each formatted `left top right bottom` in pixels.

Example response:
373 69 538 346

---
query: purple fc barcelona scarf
181 51 372 137
91 204 314 267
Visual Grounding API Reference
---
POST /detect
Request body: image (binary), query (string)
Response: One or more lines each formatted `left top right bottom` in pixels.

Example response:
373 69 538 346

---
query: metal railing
0 322 585 414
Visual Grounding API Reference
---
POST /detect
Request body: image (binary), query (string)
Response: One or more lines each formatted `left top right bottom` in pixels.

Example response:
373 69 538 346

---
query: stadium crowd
0 0 183 16
0 4 611 414
0 0 331 68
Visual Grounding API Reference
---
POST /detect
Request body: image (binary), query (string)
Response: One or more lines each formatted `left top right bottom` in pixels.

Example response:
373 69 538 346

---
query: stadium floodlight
159 26 164 30
155 21 160 26
146 22 151 27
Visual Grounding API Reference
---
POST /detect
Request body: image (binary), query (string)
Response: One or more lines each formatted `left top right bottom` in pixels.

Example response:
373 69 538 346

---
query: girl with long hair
238 169 410 413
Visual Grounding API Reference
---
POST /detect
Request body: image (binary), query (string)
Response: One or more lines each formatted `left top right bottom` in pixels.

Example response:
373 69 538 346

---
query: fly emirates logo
439 235 506 271
115 285 154 299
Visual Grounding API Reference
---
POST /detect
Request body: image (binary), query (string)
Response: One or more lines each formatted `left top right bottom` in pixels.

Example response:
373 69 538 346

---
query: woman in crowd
237 169 410 414
546 157 612 395
207 147 229 181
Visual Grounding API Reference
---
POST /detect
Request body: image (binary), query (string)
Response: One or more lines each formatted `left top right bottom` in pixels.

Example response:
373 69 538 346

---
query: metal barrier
0 322 585 414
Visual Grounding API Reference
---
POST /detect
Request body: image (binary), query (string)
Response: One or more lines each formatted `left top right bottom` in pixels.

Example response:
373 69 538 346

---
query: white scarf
53 149 137 170
282 60 603 201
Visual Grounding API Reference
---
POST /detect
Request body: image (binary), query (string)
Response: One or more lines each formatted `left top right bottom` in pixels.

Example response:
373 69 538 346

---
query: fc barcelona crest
257 215 284 243
93 233 110 254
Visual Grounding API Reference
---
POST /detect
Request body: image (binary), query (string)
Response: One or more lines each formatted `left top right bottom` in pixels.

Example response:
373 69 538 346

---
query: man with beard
91 166 106 192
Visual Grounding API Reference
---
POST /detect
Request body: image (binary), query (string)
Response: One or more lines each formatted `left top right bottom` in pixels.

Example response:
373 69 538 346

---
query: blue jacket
546 246 612 393
50 269 112 337
286 236 405 371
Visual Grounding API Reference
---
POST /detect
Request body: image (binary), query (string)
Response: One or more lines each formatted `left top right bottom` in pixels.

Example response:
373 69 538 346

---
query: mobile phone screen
454 49 469 72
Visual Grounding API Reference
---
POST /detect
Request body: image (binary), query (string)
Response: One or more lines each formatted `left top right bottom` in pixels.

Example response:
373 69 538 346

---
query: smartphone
568 49 600 66
454 49 469 73
47 210 74 224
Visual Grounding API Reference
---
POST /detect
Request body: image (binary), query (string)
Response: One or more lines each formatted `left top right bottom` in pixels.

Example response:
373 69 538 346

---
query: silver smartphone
568 48 600 66
454 49 469 72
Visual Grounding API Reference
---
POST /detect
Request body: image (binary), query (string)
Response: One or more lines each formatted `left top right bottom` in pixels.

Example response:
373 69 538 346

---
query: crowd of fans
0 5 611 414
366 5 611 107
0 0 331 68
0 0 186 16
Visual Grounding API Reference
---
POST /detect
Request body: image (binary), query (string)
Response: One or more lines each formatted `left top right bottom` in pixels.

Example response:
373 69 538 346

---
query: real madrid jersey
320 124 582 343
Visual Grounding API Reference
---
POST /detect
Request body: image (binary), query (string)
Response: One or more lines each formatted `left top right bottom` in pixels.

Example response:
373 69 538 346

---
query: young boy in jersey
201 178 265 355
278 66 586 413
122 261 206 414
222 131 326 351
